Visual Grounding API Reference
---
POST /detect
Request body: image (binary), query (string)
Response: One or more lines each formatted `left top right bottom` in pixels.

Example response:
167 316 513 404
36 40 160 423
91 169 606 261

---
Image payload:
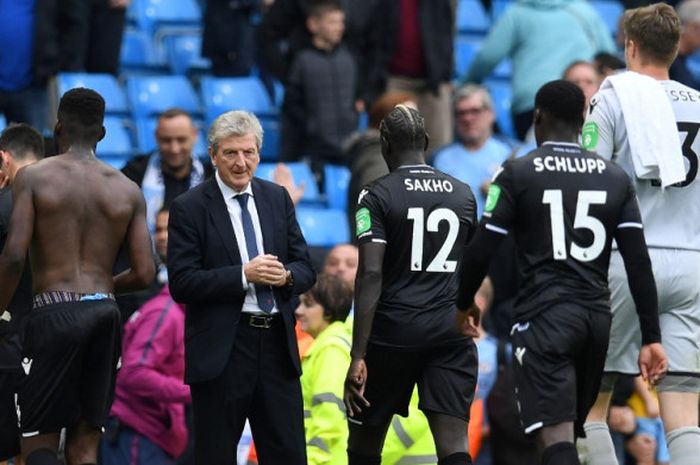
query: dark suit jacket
167 176 315 384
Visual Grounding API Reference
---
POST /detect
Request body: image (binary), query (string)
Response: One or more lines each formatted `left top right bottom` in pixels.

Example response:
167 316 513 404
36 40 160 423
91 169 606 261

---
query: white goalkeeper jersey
583 79 700 251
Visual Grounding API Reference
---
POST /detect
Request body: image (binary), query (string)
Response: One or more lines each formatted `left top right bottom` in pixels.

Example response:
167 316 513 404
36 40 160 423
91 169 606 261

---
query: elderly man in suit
167 110 316 465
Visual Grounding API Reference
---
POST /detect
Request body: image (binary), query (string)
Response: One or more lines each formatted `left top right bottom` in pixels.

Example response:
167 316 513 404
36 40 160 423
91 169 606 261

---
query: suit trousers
189 316 306 465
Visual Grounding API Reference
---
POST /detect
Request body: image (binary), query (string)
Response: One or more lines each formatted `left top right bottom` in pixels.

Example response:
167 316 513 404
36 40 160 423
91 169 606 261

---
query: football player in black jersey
456 80 667 465
344 105 480 465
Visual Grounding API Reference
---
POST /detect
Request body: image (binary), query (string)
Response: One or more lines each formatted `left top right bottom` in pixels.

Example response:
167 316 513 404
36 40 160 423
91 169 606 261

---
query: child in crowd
281 0 360 176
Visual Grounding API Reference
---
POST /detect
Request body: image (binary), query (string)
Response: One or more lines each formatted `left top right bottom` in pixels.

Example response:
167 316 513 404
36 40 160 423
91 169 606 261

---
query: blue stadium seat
491 59 512 81
194 127 208 158
135 117 208 158
256 161 321 204
590 0 624 38
324 164 350 211
357 111 369 131
0 114 6 132
457 0 491 34
97 117 134 168
164 33 211 75
200 76 276 124
260 118 281 161
58 73 128 116
454 36 511 81
126 75 201 119
131 0 201 36
484 80 516 140
687 50 700 83
295 207 350 247
134 117 158 153
272 79 285 109
453 36 481 79
120 29 166 74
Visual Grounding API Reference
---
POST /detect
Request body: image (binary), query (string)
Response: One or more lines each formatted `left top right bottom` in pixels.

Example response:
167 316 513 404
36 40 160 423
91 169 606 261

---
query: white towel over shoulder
601 71 685 187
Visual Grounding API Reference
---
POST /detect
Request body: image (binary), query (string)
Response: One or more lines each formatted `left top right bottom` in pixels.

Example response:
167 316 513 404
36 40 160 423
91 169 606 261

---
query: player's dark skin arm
344 241 384 417
113 190 156 294
455 224 504 336
0 168 34 313
614 226 667 384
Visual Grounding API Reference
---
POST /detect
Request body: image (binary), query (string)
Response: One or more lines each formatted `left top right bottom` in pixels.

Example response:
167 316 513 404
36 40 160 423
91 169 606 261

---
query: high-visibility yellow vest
382 389 438 465
301 322 352 465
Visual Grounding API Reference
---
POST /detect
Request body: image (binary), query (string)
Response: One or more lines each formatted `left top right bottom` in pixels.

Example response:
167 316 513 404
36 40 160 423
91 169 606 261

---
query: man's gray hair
454 84 493 111
677 0 700 26
208 110 263 153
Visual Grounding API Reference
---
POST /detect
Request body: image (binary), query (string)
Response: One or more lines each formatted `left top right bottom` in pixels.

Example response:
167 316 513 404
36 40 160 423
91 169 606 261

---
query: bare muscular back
19 154 148 294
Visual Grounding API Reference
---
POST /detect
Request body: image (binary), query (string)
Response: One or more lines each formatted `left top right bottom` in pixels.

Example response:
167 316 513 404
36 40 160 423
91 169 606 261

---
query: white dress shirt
216 172 278 314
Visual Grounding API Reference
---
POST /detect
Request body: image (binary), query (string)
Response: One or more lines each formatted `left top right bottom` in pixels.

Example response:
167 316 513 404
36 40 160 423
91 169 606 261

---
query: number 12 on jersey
542 189 607 262
407 207 460 272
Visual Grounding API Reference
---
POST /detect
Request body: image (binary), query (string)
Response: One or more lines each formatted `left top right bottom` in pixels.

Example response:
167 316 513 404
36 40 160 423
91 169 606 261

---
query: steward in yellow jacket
302 321 352 465
297 274 354 465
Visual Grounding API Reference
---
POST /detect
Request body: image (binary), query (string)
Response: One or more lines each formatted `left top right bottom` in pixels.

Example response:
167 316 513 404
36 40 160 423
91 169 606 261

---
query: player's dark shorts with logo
17 293 121 435
511 303 610 438
352 338 478 426
0 371 20 460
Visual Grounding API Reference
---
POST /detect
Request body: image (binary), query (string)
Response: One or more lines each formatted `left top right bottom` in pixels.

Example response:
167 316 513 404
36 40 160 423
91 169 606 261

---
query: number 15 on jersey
542 189 607 262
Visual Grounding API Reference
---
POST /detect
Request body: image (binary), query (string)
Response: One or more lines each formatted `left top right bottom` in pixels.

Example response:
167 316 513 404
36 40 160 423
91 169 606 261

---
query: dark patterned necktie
236 193 274 312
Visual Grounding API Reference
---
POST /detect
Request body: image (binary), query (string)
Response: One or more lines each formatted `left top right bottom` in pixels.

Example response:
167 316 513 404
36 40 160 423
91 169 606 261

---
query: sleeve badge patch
484 184 501 213
582 122 599 150
355 207 371 235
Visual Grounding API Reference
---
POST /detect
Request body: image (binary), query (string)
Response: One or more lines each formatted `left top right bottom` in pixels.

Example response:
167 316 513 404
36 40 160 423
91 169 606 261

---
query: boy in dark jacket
281 0 359 174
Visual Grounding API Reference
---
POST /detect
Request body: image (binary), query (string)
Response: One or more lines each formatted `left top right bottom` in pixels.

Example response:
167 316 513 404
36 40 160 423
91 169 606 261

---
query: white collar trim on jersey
542 141 580 148
397 163 431 169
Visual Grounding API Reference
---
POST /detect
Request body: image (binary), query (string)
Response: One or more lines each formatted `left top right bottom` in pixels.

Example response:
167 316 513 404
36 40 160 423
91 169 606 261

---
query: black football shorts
510 303 611 438
17 297 121 436
352 338 478 426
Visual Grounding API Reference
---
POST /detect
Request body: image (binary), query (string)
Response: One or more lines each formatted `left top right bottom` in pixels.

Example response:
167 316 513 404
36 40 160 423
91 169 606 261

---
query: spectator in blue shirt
432 84 512 217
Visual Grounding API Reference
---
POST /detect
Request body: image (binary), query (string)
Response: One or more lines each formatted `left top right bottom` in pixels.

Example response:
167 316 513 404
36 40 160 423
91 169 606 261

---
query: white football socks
581 422 619 465
666 426 700 465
